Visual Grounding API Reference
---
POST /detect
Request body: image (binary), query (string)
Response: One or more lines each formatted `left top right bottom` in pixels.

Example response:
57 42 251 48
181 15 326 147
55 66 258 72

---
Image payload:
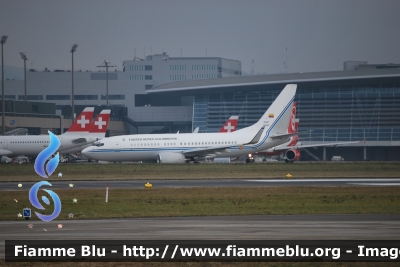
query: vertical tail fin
89 110 111 137
219 116 239 133
65 107 94 133
239 84 297 134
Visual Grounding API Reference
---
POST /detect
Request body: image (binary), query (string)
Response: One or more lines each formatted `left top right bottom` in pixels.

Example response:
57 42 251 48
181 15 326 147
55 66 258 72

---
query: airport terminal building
148 66 400 161
2 56 400 161
2 52 241 134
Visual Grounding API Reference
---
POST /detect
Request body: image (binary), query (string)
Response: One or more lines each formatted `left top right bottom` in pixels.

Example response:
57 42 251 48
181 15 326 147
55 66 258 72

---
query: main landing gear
246 154 254 163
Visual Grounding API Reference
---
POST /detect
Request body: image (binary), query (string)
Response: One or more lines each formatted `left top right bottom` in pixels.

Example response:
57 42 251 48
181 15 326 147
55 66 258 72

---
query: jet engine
284 149 300 163
157 152 186 164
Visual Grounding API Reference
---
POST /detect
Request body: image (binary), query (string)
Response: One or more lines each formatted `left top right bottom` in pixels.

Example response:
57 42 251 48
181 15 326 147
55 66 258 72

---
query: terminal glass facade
192 82 400 142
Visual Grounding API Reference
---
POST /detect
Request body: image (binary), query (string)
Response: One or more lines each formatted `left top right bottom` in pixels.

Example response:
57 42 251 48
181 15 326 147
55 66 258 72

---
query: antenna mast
285 47 288 73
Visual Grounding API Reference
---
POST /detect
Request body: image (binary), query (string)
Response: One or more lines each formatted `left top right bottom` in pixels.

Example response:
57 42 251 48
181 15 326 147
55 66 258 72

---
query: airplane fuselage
82 129 290 162
0 134 98 156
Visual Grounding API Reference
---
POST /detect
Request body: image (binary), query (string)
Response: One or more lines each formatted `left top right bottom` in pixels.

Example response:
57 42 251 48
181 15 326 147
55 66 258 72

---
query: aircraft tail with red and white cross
64 107 95 134
58 109 111 154
89 109 111 138
0 108 111 156
192 116 239 133
218 116 239 133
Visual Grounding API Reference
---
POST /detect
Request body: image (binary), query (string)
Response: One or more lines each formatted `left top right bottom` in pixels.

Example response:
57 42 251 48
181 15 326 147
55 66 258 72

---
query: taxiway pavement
1 214 400 258
1 178 400 191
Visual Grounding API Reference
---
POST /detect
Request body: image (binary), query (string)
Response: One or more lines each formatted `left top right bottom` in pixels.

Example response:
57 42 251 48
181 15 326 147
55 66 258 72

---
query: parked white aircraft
0 108 110 157
82 84 297 163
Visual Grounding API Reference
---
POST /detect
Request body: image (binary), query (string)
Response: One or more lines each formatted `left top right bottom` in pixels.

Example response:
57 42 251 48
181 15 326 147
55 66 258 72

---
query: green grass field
1 162 399 182
3 186 400 221
2 163 400 266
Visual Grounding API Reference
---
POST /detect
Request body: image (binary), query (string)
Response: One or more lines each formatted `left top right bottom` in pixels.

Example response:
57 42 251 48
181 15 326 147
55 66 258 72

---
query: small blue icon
23 208 31 218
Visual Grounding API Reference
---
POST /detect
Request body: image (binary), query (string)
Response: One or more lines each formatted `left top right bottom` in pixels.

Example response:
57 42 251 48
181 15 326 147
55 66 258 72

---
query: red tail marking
286 102 299 147
287 135 299 147
287 102 297 134
219 116 239 133
90 111 111 133
294 119 299 133
66 107 94 132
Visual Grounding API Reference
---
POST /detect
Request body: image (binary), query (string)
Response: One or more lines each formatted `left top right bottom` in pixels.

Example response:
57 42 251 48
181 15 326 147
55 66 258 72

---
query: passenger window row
10 141 49 144
128 141 238 147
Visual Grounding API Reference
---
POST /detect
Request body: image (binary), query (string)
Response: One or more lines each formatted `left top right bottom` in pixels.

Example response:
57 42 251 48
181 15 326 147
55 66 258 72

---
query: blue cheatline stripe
229 96 295 150
89 97 295 154
255 97 295 148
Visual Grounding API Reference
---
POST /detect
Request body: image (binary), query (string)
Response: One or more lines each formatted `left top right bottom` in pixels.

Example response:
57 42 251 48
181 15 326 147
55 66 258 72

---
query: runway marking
246 179 400 182
348 183 400 186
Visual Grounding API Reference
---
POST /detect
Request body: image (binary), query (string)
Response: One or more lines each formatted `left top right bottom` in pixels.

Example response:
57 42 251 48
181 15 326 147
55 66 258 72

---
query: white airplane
0 108 110 157
82 84 297 163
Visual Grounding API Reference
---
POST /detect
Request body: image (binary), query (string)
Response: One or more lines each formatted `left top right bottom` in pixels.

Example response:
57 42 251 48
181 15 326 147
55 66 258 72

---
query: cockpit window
93 142 104 147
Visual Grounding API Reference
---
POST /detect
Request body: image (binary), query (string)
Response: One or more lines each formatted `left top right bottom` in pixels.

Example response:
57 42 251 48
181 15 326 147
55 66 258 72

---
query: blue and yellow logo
29 131 62 222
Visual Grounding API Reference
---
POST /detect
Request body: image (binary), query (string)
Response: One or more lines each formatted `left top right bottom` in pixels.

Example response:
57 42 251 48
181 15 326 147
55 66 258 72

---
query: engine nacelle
284 149 300 163
157 152 186 164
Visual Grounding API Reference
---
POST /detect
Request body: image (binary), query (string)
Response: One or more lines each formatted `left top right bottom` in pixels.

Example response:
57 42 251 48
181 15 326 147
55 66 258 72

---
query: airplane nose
81 147 91 156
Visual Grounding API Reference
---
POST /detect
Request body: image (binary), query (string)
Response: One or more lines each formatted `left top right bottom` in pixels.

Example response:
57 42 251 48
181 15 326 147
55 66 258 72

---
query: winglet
246 127 265 144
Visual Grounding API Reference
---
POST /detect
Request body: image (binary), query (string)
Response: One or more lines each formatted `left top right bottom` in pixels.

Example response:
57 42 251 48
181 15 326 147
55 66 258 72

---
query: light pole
1 35 8 136
70 44 78 123
97 60 116 106
19 52 27 101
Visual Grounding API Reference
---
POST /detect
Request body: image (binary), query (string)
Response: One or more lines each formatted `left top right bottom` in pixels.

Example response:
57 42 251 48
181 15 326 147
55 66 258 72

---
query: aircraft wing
183 144 236 157
0 149 13 156
270 130 312 140
272 140 363 151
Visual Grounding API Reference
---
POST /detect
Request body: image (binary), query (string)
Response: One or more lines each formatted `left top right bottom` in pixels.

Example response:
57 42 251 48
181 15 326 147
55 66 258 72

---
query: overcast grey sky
1 0 399 74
